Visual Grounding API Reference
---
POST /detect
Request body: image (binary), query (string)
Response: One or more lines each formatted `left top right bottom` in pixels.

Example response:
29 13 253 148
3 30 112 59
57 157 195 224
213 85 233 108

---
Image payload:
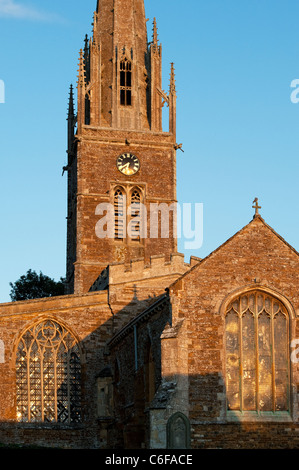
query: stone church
0 0 298 450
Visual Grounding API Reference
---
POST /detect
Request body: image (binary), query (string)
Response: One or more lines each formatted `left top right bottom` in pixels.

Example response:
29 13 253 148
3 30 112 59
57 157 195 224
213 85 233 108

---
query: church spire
169 63 176 95
66 1 179 294
74 0 176 134
76 49 86 133
152 18 159 50
67 84 76 164
169 63 177 138
67 84 75 119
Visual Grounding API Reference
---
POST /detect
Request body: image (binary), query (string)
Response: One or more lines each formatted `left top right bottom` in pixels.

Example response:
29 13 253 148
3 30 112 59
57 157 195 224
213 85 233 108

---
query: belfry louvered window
225 291 289 414
16 320 81 424
120 59 132 106
130 189 141 241
114 189 125 240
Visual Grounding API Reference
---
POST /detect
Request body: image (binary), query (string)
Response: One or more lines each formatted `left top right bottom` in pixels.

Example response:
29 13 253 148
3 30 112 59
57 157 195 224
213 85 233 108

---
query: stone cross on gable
252 198 261 217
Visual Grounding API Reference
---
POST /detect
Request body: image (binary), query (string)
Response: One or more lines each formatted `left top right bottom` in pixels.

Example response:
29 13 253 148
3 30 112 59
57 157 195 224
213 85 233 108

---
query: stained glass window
16 320 82 424
225 291 289 414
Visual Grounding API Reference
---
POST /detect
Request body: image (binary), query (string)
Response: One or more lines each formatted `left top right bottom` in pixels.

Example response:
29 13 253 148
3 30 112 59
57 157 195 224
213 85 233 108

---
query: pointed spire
92 11 99 46
152 17 158 46
83 34 90 82
68 84 75 118
169 63 176 95
168 63 177 137
151 17 161 56
84 34 89 51
77 49 86 88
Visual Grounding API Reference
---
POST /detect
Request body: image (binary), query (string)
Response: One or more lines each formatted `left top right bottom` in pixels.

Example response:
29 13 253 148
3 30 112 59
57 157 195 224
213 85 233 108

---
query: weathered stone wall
106 296 171 449
0 291 113 448
0 289 164 449
74 128 178 295
0 268 180 449
69 0 178 296
165 216 299 449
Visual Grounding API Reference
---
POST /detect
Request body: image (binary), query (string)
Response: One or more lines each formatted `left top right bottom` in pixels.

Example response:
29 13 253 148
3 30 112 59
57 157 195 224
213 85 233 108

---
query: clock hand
119 162 130 170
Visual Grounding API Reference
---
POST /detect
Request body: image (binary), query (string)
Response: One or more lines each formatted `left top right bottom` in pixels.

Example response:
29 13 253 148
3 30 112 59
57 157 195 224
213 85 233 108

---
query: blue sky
0 0 298 302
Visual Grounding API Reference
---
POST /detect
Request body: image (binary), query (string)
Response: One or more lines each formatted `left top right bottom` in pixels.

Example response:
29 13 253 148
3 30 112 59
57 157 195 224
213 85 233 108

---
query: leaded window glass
16 320 82 424
225 291 289 414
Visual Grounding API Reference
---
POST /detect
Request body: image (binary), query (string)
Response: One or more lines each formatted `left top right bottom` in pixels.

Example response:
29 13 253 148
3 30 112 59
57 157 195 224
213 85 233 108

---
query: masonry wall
0 289 161 449
74 127 177 295
0 265 179 449
165 217 299 449
106 297 171 449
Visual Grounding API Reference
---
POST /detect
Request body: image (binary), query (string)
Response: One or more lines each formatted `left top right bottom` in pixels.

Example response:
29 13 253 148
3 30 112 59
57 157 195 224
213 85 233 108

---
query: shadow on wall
0 292 168 449
0 291 298 450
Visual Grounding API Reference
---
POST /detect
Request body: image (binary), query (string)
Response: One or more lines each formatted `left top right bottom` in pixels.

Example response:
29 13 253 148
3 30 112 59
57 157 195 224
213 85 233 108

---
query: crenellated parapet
90 253 201 291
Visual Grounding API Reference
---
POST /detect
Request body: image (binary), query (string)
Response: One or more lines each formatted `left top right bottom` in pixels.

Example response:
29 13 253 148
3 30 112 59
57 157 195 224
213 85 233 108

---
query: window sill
227 411 292 423
15 422 84 430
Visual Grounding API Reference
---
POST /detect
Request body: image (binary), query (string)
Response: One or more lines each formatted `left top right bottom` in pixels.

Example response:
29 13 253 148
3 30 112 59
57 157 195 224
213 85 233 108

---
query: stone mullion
271 300 276 413
40 345 45 422
286 314 290 412
239 312 244 413
255 294 259 413
54 345 58 423
26 345 31 422
66 349 71 424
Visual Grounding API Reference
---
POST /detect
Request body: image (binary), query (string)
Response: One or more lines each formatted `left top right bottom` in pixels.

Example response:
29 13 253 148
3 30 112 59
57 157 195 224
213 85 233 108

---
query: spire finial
92 11 99 44
252 198 261 218
153 17 158 45
68 84 75 118
84 34 89 50
77 49 86 88
170 62 176 94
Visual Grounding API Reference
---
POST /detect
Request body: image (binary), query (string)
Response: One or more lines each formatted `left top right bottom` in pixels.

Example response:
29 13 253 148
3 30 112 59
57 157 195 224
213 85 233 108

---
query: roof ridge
168 215 299 290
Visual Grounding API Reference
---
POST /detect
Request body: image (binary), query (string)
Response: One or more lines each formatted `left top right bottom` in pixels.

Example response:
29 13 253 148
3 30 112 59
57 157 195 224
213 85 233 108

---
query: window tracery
225 291 289 415
16 320 81 424
112 185 144 243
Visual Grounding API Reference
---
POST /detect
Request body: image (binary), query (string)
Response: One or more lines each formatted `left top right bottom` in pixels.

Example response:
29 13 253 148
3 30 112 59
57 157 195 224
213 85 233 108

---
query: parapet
89 253 201 291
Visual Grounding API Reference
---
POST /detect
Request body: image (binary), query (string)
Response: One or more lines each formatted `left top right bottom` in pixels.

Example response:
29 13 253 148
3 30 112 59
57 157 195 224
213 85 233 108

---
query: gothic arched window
120 59 132 106
129 189 142 241
225 291 289 415
114 188 125 240
16 320 82 424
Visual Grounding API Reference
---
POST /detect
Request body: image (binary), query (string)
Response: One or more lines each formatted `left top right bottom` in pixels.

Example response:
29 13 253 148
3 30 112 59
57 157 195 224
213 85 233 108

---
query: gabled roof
169 215 299 289
108 294 169 348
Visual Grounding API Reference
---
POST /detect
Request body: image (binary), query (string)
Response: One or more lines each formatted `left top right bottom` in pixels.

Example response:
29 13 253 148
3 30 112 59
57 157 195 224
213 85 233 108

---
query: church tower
65 0 178 295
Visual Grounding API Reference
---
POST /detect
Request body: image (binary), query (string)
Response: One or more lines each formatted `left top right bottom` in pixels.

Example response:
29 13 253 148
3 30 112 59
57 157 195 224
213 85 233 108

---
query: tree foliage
9 270 65 302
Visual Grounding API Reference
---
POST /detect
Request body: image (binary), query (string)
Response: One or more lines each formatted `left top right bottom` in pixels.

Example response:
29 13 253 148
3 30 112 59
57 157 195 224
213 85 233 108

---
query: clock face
117 153 140 176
